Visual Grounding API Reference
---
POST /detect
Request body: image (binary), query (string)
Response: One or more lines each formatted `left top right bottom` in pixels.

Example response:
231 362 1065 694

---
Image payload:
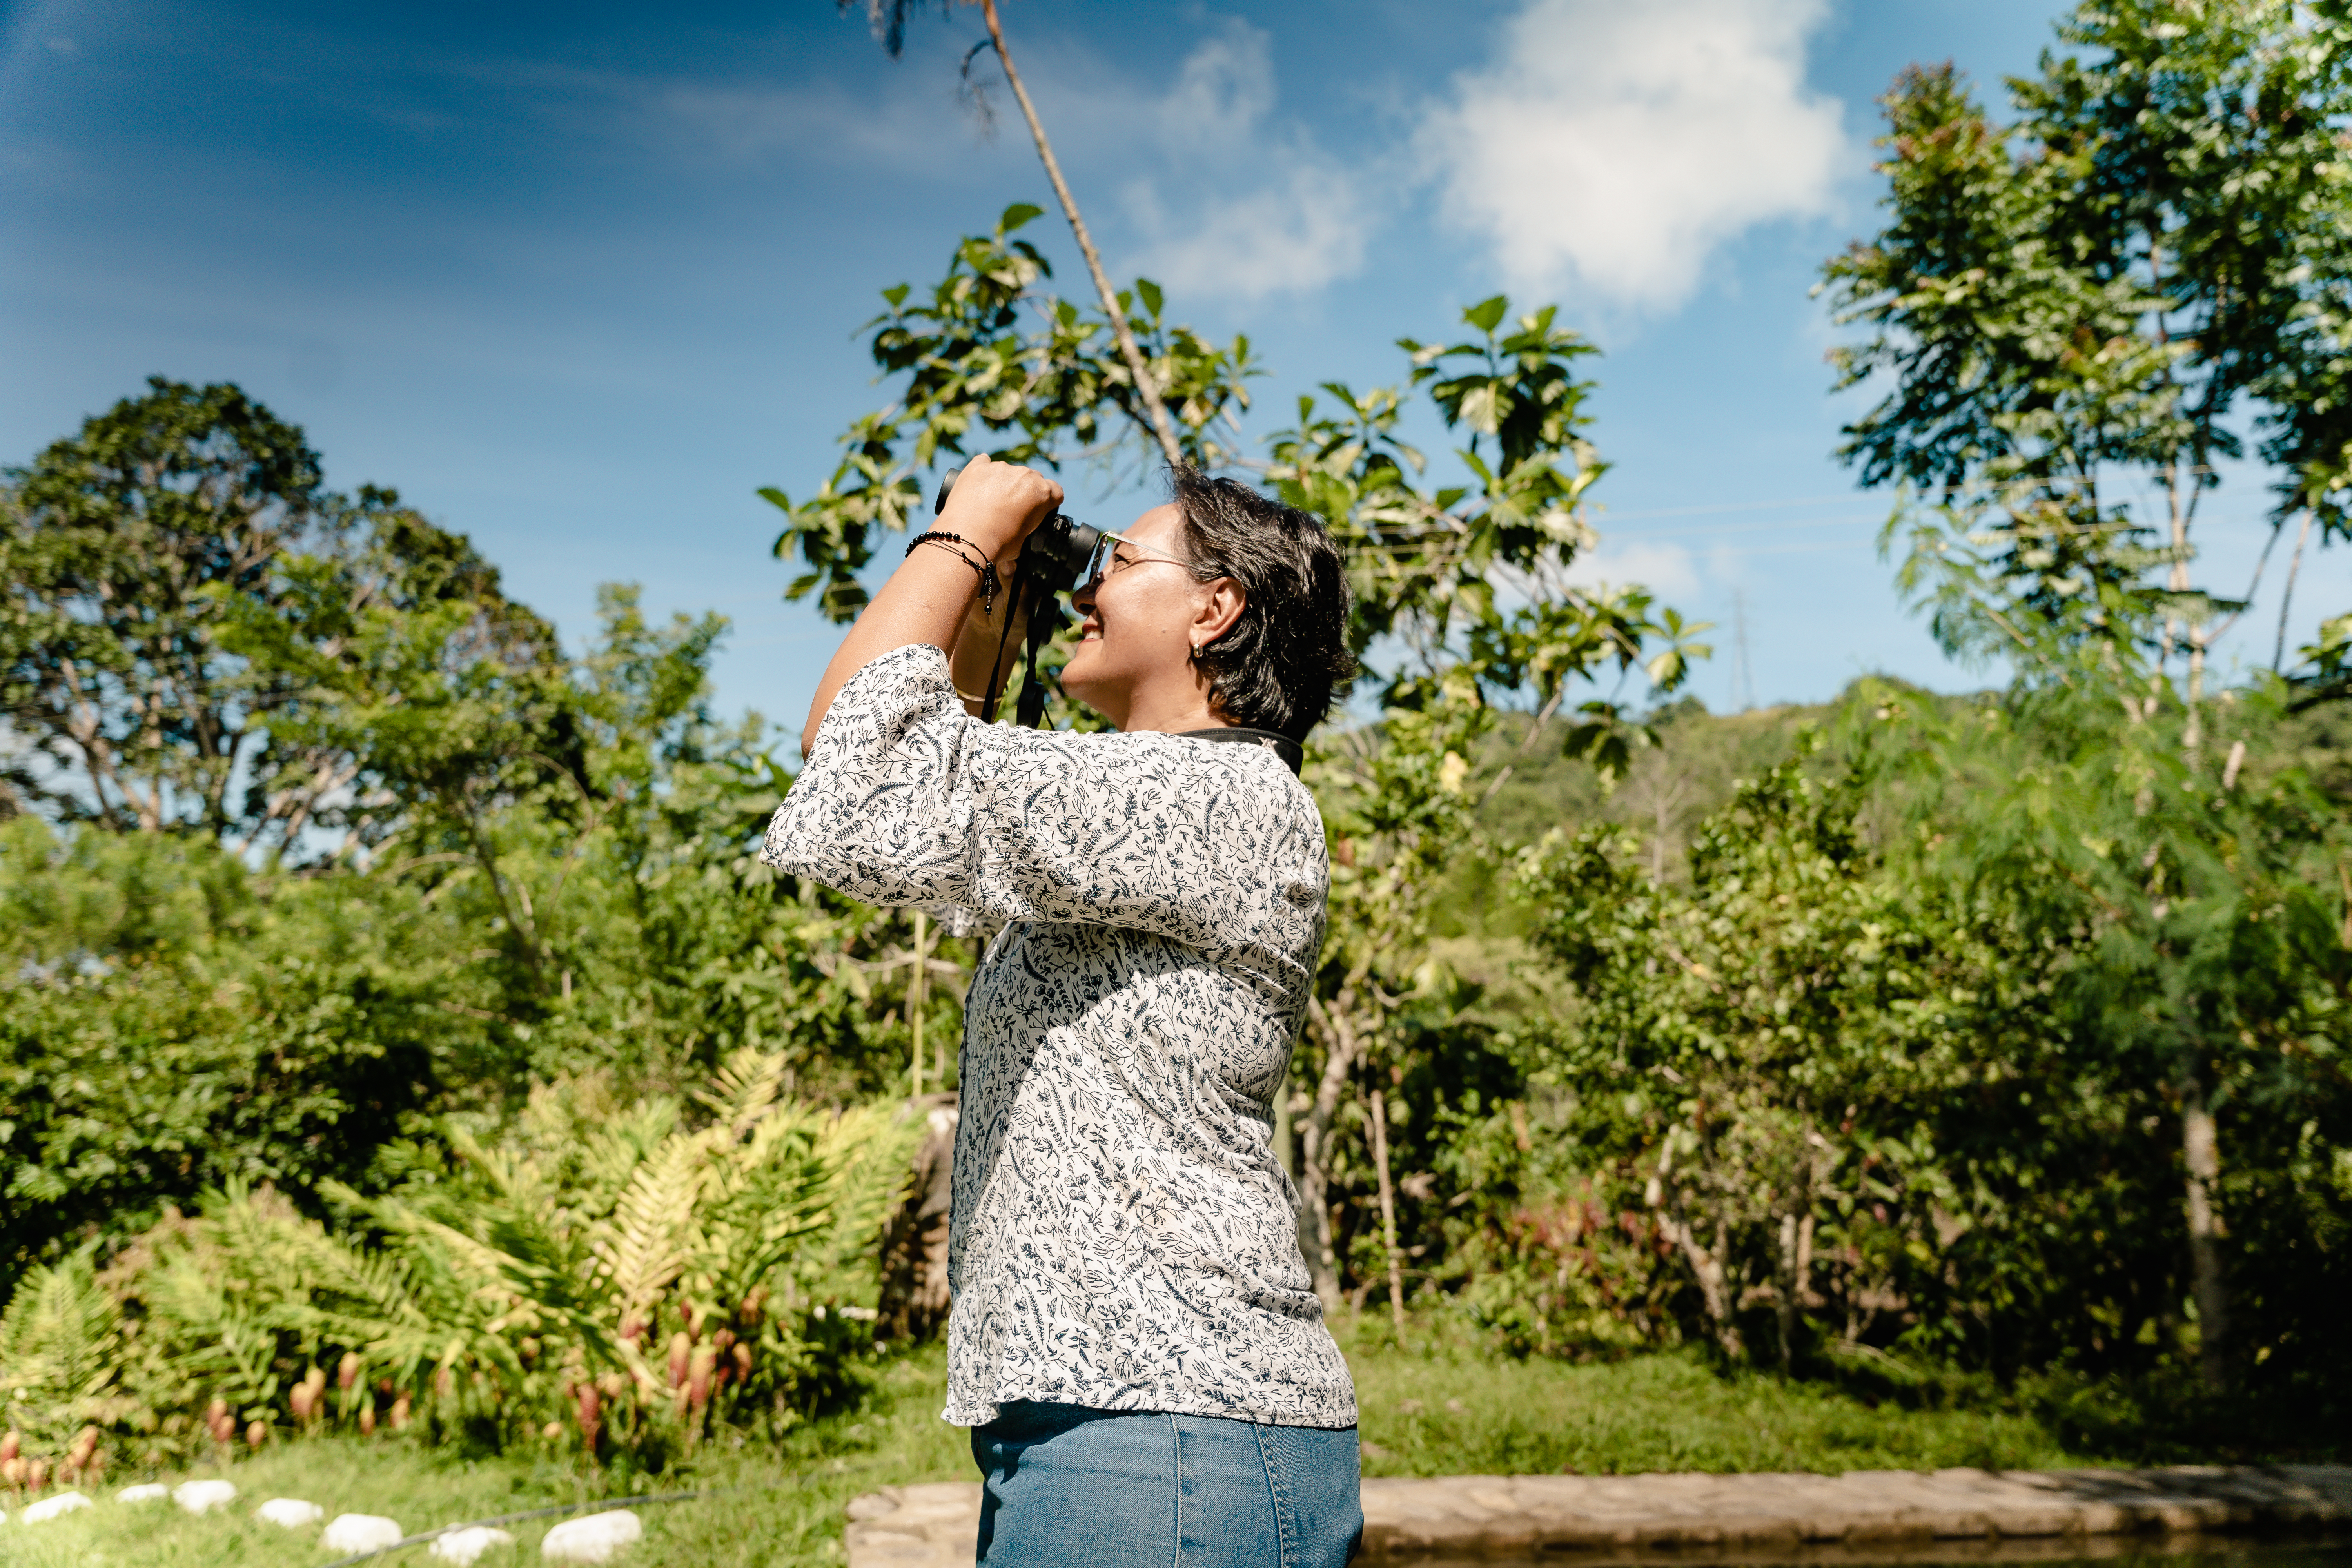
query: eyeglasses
1081 530 1196 590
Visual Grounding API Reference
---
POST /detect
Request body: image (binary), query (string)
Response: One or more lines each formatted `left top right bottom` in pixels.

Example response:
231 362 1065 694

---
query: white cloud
1122 22 1372 302
1156 22 1276 151
1125 160 1368 303
1421 0 1848 310
556 16 1374 303
1564 539 1702 601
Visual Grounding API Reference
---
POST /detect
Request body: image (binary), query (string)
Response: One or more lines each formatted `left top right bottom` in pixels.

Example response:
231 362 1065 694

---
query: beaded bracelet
906 530 1001 612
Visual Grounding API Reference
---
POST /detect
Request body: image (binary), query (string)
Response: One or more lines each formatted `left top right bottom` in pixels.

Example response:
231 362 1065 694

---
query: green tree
2 379 328 837
1821 0 2352 1388
0 818 448 1287
841 0 1189 466
1 388 962 1287
1515 733 2086 1370
763 205 1255 622
0 379 550 859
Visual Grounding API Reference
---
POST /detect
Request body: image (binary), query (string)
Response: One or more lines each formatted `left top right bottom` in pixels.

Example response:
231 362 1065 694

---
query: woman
763 453 1362 1566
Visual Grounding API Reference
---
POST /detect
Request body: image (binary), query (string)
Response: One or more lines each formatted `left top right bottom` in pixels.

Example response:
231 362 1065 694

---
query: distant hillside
1429 691 1841 944
1431 679 2352 945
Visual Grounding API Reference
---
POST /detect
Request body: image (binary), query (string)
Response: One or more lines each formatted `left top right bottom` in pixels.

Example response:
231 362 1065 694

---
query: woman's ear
1193 578 1245 648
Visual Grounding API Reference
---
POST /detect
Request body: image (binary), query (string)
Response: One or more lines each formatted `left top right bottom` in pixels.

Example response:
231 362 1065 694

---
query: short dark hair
1169 465 1355 741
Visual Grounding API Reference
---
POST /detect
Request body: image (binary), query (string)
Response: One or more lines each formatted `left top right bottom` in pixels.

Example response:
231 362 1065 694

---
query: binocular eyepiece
933 467 1102 589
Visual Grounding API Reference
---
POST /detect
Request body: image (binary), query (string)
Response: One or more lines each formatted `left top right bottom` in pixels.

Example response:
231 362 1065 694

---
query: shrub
0 1049 916 1477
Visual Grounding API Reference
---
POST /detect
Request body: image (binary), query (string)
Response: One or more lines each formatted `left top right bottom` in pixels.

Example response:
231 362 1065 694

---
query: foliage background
5 0 2352 1488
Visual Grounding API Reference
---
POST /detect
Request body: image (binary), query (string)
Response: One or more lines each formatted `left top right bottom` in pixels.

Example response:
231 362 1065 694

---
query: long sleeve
761 642 1354 1430
761 644 1325 960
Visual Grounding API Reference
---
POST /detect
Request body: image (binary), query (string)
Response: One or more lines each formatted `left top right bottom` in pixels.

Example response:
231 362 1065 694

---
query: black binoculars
932 466 1097 726
933 466 1102 590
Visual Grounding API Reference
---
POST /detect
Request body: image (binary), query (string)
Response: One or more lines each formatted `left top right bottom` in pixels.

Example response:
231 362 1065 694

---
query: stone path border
844 1465 2352 1566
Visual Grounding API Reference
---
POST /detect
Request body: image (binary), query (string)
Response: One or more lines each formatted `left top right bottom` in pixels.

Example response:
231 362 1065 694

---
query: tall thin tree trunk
1298 996 1362 1313
977 0 1185 468
1774 1212 1800 1370
1651 778 1670 883
2275 508 2316 672
466 813 545 982
1665 1214 1744 1360
2180 1067 2230 1391
1368 1085 1408 1340
2184 631 2205 767
2165 459 2203 763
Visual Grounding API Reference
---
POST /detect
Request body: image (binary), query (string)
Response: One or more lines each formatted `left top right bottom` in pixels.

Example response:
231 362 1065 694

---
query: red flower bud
575 1384 601 1455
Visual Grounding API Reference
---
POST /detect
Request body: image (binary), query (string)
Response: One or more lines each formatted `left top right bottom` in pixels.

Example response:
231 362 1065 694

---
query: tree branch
977 0 1184 470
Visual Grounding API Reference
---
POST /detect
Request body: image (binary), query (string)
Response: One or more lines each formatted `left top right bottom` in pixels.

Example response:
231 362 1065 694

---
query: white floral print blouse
762 644 1358 1429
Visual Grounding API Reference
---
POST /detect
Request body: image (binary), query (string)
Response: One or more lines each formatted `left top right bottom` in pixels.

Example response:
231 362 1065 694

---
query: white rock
116 1483 170 1504
174 1479 240 1514
541 1509 642 1563
22 1491 93 1523
258 1497 326 1527
432 1524 517 1564
322 1514 408 1553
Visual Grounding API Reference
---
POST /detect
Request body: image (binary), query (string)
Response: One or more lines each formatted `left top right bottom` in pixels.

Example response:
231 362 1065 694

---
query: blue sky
5 0 2344 740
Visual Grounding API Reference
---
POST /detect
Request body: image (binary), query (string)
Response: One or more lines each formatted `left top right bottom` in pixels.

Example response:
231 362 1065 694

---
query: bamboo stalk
977 0 1185 469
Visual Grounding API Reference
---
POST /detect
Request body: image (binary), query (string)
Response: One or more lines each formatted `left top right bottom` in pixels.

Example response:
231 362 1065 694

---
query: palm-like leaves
1 1052 917 1462
0 1245 125 1441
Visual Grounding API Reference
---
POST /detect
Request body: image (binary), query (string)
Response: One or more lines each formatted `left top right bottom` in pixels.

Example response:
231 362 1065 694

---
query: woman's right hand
937 454 1063 561
800 455 1064 748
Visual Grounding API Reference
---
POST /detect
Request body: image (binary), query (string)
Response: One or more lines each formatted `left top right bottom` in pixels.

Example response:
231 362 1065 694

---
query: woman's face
1060 503 1229 729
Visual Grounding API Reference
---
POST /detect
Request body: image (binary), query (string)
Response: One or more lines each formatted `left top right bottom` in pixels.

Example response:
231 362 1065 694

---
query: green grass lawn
0 1348 965 1567
1348 1341 2090 1477
0 1321 2283 1566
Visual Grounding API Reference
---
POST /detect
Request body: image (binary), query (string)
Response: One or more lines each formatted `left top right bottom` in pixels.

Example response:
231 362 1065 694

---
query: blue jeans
971 1401 1362 1567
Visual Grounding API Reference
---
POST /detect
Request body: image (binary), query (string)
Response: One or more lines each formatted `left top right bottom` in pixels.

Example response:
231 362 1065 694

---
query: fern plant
0 1051 917 1470
0 1244 132 1457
